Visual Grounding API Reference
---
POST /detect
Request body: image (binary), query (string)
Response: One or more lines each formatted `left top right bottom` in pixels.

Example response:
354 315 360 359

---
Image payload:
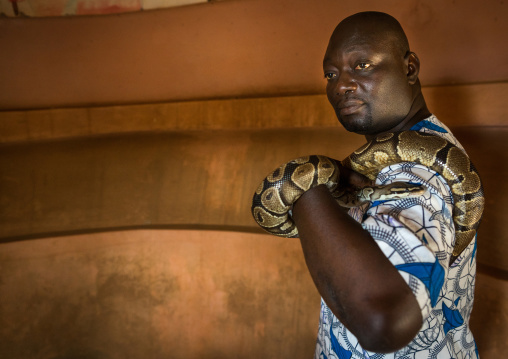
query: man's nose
335 72 357 95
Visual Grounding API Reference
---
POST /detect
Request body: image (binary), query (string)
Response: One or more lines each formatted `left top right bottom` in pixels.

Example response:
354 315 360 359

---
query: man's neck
365 91 431 142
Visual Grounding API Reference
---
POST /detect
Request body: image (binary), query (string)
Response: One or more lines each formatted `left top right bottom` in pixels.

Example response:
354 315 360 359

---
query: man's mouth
338 100 364 116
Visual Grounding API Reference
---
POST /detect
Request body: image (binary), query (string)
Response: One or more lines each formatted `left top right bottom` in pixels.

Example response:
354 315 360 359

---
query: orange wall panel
0 0 507 110
0 230 320 358
0 229 506 358
1 125 506 274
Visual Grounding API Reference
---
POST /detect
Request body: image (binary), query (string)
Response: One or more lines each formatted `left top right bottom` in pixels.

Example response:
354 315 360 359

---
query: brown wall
0 230 321 358
1 87 507 357
1 229 506 358
1 0 508 358
0 0 507 110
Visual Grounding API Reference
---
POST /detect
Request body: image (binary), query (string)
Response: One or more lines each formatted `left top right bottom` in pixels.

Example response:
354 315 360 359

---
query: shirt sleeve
354 162 456 321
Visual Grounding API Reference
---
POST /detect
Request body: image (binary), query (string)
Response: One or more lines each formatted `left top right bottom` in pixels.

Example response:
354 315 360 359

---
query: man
292 12 479 358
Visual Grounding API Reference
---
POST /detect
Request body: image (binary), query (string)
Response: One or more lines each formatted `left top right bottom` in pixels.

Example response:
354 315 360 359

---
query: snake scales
251 131 484 260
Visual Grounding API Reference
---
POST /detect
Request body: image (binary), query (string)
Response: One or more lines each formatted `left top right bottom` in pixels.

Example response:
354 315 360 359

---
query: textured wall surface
0 0 507 358
0 230 506 358
1 90 507 357
0 230 320 358
0 0 507 110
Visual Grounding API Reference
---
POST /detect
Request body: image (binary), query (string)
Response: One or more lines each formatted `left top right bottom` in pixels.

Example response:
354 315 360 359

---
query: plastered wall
1 0 507 358
0 0 507 110
1 88 507 358
0 230 320 358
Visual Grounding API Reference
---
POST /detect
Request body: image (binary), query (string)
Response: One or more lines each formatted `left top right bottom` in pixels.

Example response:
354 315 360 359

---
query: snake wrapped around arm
251 131 484 260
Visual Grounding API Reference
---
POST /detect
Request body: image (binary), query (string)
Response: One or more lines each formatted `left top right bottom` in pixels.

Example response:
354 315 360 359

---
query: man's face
323 29 413 136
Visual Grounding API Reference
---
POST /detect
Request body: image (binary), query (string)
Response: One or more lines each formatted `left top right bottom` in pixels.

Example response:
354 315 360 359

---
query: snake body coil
251 131 484 259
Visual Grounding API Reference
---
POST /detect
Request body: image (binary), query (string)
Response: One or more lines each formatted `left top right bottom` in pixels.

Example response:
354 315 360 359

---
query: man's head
323 12 424 137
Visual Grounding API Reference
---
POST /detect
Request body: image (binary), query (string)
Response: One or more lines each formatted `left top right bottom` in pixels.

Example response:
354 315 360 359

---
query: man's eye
355 63 371 70
324 73 336 80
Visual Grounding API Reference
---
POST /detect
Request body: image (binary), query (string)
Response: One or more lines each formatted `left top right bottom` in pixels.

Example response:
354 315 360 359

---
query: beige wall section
1 82 507 143
0 127 364 239
0 230 320 358
0 0 507 110
0 229 506 358
1 83 507 271
2 122 507 271
1 0 507 357
1 84 507 357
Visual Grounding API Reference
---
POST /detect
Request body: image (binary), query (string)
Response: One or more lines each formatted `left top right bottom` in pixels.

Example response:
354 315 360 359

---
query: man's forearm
292 184 422 353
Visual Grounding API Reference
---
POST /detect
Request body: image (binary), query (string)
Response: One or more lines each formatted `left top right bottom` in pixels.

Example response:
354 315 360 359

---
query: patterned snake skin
251 131 484 259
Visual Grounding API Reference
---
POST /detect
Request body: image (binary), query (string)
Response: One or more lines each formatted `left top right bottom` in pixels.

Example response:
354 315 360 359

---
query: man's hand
337 162 372 189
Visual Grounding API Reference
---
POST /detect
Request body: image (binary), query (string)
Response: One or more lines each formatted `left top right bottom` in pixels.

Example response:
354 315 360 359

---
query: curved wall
1 229 507 358
0 0 507 110
1 1 507 357
1 88 507 358
0 230 320 358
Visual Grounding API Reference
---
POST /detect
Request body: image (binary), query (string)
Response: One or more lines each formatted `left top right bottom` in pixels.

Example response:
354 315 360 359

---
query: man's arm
292 184 423 353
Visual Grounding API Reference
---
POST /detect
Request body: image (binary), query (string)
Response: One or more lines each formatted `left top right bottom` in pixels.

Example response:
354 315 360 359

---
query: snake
251 131 484 260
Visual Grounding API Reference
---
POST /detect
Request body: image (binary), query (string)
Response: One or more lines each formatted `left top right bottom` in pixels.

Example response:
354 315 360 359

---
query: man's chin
338 116 372 135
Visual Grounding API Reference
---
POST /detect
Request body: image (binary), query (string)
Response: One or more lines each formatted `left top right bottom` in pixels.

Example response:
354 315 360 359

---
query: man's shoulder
410 115 465 152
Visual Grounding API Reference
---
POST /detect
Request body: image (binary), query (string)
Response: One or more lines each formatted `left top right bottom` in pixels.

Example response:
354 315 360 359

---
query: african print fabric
314 115 479 359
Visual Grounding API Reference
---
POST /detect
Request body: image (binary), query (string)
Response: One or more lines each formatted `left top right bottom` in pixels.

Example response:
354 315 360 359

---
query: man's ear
406 52 420 85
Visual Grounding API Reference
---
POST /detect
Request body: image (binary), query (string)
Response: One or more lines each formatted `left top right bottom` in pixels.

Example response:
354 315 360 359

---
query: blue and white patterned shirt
314 115 479 359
